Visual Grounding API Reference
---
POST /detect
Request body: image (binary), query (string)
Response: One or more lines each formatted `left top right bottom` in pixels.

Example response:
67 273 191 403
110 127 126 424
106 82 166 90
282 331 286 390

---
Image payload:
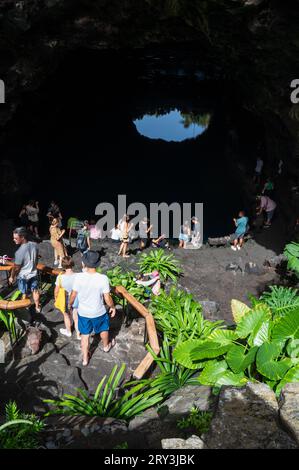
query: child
135 270 161 296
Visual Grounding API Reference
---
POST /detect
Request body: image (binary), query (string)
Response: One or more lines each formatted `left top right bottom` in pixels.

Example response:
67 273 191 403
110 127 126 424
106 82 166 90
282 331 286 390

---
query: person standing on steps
25 200 40 239
9 227 41 313
118 215 133 258
54 256 80 340
50 218 66 268
256 195 277 227
139 217 153 251
76 220 91 255
231 211 249 251
68 250 116 366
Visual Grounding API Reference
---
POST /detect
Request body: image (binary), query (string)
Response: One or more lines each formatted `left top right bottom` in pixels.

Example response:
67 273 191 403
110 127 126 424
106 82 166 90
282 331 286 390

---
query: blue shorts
179 234 189 242
78 312 110 335
17 276 39 295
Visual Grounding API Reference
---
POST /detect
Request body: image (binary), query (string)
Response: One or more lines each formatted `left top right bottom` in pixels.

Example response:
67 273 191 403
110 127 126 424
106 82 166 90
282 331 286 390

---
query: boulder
205 382 297 449
279 383 299 445
161 435 205 449
198 301 219 320
43 415 129 449
128 385 212 448
25 326 42 354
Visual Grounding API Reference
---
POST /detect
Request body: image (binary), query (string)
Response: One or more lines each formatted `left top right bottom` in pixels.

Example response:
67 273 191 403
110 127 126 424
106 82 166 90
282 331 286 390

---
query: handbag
54 275 66 314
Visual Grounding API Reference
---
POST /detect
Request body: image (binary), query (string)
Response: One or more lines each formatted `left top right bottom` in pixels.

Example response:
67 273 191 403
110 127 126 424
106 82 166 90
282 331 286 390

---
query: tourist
136 270 161 296
253 157 263 184
47 201 62 225
191 216 201 247
89 219 102 243
68 250 116 366
76 220 91 255
139 217 153 251
50 218 66 268
118 215 133 258
18 204 29 228
152 234 169 249
8 227 41 313
179 220 191 248
54 256 80 339
262 177 274 197
256 195 277 227
231 211 249 251
25 200 40 238
110 223 121 243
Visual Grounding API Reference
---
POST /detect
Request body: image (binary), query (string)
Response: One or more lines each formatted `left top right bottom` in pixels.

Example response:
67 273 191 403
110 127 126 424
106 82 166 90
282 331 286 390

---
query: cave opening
1 45 263 239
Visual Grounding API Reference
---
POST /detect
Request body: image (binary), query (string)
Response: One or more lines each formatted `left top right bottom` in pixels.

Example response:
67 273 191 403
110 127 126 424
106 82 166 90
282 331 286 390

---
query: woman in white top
54 256 80 339
26 200 40 238
110 224 121 243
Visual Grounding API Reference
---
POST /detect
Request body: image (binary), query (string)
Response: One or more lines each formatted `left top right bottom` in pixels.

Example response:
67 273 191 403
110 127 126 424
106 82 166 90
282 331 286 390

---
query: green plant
173 295 299 395
149 287 224 345
259 286 299 317
284 242 299 278
114 441 129 449
0 401 44 449
0 290 22 342
137 249 182 282
177 407 213 435
129 338 199 397
106 267 149 304
44 363 164 420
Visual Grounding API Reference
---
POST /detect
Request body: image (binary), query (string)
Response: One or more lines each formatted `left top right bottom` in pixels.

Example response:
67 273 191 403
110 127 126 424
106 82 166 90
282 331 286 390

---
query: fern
260 286 299 317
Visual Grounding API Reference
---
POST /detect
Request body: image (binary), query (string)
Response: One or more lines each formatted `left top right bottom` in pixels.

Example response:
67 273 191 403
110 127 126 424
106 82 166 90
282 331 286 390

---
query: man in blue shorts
9 227 41 313
68 250 116 366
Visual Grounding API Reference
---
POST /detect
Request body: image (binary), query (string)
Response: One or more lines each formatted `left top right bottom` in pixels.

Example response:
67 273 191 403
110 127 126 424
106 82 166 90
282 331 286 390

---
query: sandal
102 338 116 353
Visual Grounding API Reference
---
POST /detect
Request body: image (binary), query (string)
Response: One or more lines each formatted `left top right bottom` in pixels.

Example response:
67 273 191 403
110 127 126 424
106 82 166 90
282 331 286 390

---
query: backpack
76 230 88 251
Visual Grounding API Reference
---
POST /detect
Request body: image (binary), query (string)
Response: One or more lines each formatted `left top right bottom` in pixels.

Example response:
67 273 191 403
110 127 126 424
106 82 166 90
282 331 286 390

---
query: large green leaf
190 341 232 361
198 360 228 386
173 339 206 370
236 306 271 346
216 371 248 386
286 339 299 358
207 329 238 345
226 345 258 373
260 286 299 317
272 308 299 342
256 343 292 381
231 299 251 324
275 364 299 396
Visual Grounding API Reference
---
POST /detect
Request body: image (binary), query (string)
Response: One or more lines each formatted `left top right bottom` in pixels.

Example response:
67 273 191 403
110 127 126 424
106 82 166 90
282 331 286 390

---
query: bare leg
32 289 41 312
63 312 72 333
100 331 109 348
239 237 244 248
72 308 81 339
118 243 124 255
81 334 90 365
123 243 129 257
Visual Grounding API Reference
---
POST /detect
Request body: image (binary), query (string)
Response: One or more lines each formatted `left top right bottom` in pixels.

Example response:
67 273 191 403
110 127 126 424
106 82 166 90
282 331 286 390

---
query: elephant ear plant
173 288 299 395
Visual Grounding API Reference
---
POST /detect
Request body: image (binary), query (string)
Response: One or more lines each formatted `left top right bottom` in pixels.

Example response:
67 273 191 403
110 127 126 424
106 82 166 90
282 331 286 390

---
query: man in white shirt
69 250 116 366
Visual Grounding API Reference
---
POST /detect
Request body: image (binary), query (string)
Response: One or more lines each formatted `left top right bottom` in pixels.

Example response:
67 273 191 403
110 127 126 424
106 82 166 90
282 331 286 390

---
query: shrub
106 267 150 304
284 242 299 278
0 401 44 449
0 290 22 342
149 287 224 345
137 249 182 282
44 363 164 420
177 407 213 435
173 296 299 395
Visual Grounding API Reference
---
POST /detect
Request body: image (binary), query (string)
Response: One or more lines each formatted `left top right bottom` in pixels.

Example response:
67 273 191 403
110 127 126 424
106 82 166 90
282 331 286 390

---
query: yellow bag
54 275 66 314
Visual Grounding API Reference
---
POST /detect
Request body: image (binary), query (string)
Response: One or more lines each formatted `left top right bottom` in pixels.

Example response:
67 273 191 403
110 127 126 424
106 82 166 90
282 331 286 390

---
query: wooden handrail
1 262 160 378
114 285 160 379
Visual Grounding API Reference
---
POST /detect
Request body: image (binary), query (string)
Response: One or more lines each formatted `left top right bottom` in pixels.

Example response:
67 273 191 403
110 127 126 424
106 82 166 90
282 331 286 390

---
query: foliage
0 401 44 449
128 338 199 398
173 295 299 395
0 290 22 342
114 441 129 449
106 267 150 304
149 287 224 345
44 363 164 420
259 286 299 318
137 249 182 282
177 407 213 435
284 242 299 278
